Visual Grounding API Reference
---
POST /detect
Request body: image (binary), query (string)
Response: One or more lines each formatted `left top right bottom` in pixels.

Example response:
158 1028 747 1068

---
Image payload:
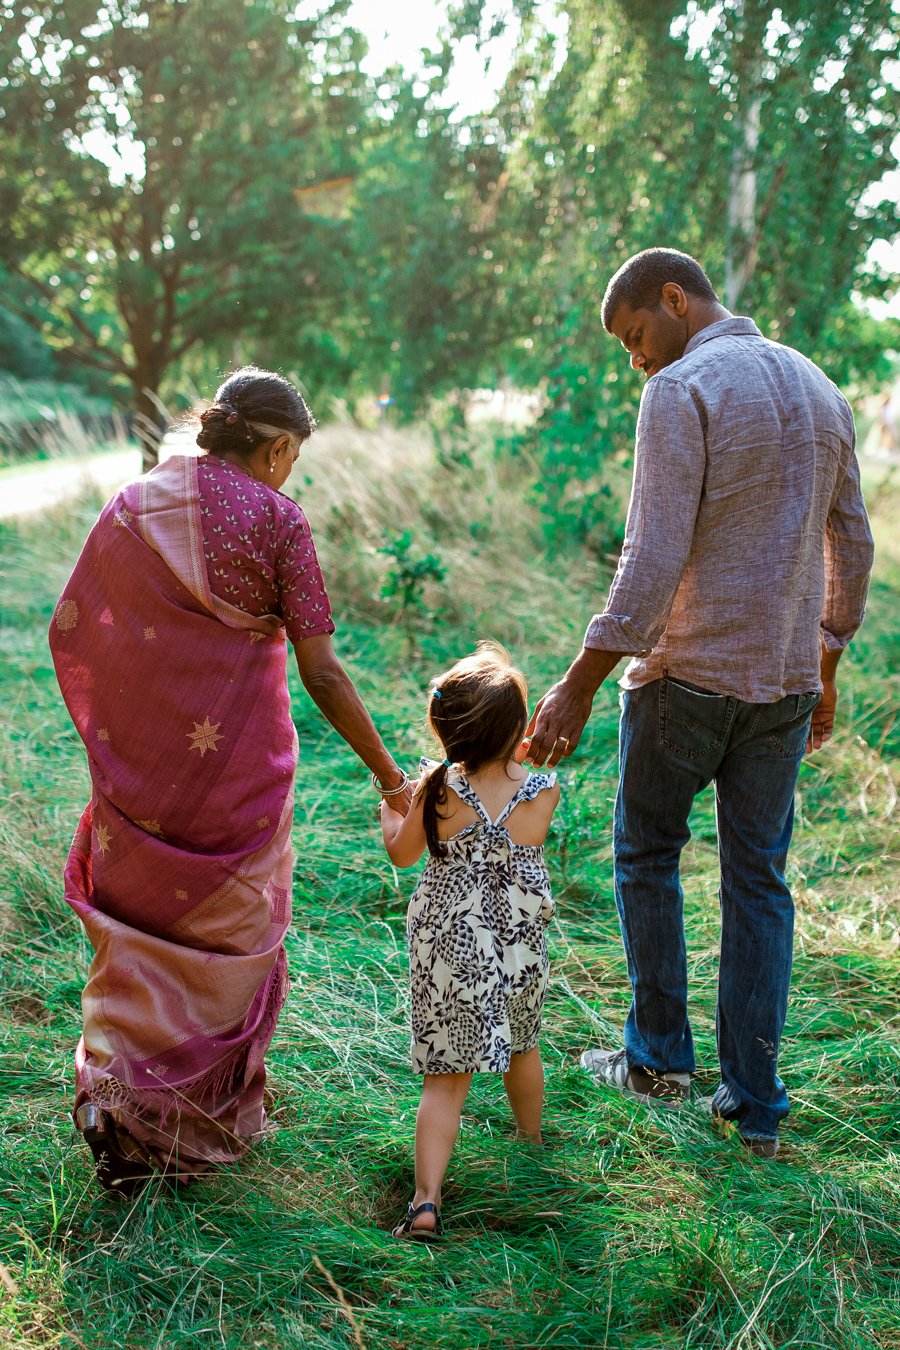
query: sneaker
706 1103 781 1159
579 1046 691 1105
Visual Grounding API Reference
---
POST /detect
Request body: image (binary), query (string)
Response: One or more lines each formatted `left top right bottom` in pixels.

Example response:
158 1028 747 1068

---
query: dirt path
0 447 143 520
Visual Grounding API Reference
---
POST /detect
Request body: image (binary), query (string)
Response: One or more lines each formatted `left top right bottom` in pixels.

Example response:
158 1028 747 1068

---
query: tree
474 0 898 548
0 0 370 467
693 0 900 349
340 58 524 416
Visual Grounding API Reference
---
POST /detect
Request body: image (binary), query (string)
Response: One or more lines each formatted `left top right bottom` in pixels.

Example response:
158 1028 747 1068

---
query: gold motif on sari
56 598 78 632
143 626 157 640
187 717 224 757
95 824 112 854
97 728 110 742
137 819 164 837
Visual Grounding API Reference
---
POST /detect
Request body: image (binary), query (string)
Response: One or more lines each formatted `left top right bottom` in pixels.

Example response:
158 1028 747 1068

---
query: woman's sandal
75 1103 155 1197
390 1201 444 1243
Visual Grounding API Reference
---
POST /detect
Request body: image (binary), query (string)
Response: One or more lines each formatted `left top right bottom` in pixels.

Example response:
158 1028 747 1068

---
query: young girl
380 642 560 1241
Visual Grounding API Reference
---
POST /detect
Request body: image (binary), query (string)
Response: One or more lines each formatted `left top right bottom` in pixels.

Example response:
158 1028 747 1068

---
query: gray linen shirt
584 318 874 702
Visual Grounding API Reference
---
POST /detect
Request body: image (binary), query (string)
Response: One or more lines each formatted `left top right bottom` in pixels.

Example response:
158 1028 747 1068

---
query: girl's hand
380 777 420 833
379 798 402 850
379 779 427 866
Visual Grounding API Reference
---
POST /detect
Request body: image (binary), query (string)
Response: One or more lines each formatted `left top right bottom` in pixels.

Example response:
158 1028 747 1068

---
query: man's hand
522 648 627 768
808 680 837 753
521 680 594 767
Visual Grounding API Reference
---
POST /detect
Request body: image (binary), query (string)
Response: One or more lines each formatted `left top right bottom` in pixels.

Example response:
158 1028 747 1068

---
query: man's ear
662 282 688 315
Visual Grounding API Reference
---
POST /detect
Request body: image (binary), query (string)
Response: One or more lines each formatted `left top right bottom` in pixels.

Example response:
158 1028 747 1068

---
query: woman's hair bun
196 402 253 453
195 368 316 458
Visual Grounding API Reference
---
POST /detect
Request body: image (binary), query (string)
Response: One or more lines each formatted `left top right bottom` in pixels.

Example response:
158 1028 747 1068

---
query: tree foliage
0 0 369 464
0 0 896 485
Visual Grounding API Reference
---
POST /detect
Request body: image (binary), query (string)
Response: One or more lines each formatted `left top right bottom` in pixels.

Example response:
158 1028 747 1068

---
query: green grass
0 433 898 1349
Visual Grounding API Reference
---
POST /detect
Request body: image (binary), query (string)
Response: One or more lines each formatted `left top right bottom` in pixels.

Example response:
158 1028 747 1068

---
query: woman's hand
376 771 413 817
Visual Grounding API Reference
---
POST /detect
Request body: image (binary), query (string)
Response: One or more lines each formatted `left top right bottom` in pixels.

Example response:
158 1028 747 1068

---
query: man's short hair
601 248 718 331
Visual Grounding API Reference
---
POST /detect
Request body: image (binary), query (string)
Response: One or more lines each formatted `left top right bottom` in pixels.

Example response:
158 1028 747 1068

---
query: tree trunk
725 0 766 311
725 90 761 310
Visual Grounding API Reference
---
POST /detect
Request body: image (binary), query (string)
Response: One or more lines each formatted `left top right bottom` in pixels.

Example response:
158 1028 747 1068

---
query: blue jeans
614 678 820 1139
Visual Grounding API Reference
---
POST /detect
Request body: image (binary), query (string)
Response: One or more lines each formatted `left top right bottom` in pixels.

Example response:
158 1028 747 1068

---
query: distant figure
381 644 560 1239
524 249 874 1159
50 366 411 1195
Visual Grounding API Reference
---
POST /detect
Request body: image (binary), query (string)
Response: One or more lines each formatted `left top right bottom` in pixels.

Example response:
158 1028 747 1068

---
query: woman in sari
50 367 411 1194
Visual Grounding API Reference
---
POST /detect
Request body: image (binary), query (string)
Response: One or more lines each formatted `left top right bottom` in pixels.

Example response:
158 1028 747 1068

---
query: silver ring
556 736 569 745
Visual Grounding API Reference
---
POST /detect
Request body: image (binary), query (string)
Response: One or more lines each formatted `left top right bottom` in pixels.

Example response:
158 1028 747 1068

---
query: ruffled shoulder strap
418 757 491 824
494 771 558 826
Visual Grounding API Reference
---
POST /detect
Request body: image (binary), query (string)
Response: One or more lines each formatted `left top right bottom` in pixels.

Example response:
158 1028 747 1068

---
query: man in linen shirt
524 248 874 1156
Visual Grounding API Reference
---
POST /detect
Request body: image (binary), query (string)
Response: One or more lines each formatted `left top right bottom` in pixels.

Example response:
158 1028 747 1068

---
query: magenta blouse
196 454 335 645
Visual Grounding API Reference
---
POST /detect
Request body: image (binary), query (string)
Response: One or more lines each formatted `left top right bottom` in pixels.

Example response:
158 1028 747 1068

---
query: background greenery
1 0 898 479
0 426 898 1349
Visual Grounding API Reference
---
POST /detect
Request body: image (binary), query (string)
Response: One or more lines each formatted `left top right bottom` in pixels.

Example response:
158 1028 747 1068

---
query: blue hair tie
432 688 443 699
443 758 452 767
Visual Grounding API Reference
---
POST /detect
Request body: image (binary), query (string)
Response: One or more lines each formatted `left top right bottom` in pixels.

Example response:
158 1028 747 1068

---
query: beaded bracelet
372 770 410 797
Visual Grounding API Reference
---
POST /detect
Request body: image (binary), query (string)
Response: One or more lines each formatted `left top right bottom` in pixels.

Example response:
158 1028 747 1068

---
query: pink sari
50 456 298 1177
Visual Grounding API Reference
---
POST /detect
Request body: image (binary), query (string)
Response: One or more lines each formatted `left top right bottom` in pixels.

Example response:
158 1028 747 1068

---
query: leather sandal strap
408 1202 438 1218
399 1201 443 1235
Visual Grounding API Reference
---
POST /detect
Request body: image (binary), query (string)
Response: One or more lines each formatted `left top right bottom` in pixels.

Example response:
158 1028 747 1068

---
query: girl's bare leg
396 1072 472 1235
503 1046 544 1143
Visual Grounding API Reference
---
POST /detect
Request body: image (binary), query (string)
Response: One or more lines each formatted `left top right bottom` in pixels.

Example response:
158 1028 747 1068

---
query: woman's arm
294 633 412 814
380 791 427 867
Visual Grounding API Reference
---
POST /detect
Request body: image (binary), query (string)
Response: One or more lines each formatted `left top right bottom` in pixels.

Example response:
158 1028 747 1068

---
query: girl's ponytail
421 760 451 859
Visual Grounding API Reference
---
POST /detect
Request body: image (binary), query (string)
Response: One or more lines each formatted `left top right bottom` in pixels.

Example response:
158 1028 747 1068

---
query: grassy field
0 428 898 1349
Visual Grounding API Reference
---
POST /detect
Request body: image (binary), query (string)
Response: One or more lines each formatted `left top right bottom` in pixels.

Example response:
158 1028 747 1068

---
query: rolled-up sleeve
821 446 874 651
584 375 706 654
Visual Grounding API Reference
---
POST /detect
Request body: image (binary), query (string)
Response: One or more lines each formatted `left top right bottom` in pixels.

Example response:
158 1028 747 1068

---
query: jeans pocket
659 677 731 760
766 691 821 759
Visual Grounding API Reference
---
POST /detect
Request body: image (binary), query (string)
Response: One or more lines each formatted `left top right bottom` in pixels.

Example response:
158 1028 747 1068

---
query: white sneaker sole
579 1050 689 1107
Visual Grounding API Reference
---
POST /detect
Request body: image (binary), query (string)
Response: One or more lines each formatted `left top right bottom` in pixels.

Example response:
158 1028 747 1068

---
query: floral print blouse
196 454 335 645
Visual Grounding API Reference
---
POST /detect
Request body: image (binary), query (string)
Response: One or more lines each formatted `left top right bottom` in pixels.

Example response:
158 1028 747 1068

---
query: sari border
135 456 285 638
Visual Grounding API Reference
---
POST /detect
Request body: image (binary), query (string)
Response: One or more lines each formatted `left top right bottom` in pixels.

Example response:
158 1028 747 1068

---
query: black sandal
75 1103 154 1197
390 1201 444 1243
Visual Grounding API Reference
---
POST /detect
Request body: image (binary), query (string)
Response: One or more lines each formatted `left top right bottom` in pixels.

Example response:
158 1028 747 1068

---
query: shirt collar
683 316 762 356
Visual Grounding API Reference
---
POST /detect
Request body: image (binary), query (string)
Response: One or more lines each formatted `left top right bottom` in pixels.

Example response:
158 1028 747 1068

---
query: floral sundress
407 761 557 1075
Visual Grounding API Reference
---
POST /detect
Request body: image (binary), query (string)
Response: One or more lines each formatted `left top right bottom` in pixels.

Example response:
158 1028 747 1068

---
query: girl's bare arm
381 787 427 867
